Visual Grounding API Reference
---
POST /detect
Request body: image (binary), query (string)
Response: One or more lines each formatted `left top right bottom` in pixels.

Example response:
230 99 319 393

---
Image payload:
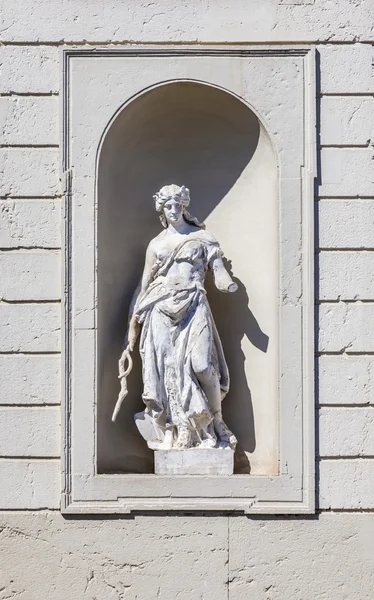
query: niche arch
96 79 279 475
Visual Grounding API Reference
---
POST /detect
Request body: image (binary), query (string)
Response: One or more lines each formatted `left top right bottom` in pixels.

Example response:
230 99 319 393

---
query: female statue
113 184 238 451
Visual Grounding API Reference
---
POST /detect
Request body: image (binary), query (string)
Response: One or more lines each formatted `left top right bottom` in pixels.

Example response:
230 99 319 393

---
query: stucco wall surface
0 0 373 598
1 0 374 43
0 512 373 600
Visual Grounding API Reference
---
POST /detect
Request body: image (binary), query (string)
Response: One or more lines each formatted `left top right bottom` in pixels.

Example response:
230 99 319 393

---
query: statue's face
163 196 184 226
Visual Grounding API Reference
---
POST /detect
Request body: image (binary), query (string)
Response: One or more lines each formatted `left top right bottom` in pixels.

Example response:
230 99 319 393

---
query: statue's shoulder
147 230 167 253
195 228 219 246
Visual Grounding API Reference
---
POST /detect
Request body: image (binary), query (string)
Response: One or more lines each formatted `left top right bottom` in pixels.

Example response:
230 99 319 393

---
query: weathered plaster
0 1 373 598
0 513 373 599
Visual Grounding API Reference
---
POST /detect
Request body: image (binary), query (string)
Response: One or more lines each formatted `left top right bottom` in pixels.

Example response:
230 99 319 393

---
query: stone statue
112 184 238 453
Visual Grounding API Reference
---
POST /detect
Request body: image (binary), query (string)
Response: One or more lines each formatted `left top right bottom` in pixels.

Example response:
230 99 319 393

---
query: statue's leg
191 327 236 448
191 329 222 415
213 415 237 449
193 362 235 448
191 328 220 447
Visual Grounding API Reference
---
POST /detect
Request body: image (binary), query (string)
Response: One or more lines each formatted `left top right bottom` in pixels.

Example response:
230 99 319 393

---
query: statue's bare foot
198 425 217 448
174 427 193 449
198 437 217 449
214 417 237 449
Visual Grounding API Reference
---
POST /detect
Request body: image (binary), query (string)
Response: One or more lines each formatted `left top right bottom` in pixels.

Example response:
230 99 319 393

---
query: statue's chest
156 237 205 264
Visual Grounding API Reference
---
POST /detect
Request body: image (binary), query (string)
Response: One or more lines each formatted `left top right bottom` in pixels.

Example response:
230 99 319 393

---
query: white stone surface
320 96 374 146
0 148 59 197
0 251 61 300
66 48 314 509
0 513 370 599
318 355 374 406
229 513 374 600
0 200 61 248
0 355 60 405
0 407 60 456
319 200 374 248
0 304 60 352
119 185 238 453
319 303 374 353
0 6 373 600
319 407 374 456
319 43 374 94
1 1 374 42
319 459 374 509
0 457 373 512
0 5 373 600
0 459 59 508
66 177 95 330
319 251 374 299
0 513 229 598
0 46 59 94
319 148 374 197
0 96 58 145
155 449 234 475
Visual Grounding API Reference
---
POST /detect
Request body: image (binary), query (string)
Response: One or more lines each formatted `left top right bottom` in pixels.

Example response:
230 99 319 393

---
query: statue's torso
150 229 217 290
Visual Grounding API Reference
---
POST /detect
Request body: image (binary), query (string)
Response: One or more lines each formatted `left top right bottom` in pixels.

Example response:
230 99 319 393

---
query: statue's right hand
119 345 133 378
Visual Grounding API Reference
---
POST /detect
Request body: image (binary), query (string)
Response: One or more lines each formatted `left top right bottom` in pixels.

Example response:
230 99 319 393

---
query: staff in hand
111 345 133 422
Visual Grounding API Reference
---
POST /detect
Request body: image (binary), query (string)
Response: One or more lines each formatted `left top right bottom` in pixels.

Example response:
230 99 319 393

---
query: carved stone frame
61 47 316 514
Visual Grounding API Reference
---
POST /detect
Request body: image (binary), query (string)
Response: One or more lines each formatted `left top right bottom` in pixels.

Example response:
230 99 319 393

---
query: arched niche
97 80 279 475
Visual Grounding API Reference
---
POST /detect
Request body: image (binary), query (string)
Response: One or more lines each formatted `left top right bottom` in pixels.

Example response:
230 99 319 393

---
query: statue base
154 448 234 476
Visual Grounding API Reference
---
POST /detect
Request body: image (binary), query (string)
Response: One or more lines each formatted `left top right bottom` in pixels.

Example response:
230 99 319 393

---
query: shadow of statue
206 259 269 474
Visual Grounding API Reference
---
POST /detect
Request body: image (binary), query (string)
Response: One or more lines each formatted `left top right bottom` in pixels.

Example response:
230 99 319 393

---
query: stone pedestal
154 448 234 475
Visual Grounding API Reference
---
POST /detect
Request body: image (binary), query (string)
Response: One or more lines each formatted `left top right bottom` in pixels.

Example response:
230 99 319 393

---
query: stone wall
0 1 373 597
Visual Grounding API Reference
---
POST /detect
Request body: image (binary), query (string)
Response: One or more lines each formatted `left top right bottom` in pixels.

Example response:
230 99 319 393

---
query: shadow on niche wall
206 260 269 475
97 80 271 474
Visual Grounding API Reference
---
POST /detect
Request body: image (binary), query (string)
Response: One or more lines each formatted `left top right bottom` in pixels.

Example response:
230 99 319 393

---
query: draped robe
134 233 229 445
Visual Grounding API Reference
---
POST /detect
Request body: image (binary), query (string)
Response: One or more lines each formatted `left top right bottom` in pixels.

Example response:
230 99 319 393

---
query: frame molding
62 46 316 515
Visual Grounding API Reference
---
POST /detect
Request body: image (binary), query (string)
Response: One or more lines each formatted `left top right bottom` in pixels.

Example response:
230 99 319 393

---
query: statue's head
153 184 205 229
